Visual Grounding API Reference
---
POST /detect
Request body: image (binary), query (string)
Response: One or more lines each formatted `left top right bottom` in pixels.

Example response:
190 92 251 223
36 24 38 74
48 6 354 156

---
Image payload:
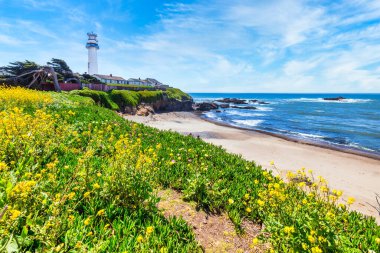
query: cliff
70 87 193 115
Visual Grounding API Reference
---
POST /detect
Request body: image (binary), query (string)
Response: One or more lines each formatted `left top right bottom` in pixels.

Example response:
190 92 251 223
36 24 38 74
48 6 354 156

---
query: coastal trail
157 189 268 252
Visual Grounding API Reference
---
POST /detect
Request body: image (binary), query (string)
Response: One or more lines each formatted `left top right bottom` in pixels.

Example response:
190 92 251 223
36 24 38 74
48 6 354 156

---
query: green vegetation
70 88 119 111
165 88 191 100
106 83 154 90
109 90 141 107
1 87 379 252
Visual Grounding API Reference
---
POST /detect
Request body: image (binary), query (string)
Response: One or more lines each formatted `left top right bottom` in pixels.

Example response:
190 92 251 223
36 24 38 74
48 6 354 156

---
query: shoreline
196 112 380 161
124 111 380 223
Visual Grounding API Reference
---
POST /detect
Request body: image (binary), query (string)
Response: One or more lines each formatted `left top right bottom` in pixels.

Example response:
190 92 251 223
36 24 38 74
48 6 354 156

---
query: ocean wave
232 119 263 127
226 110 265 117
296 132 325 139
256 106 273 111
203 112 219 120
285 98 373 103
347 143 376 152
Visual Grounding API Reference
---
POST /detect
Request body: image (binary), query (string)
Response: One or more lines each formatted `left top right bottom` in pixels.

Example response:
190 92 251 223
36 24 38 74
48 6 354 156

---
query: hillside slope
0 87 379 252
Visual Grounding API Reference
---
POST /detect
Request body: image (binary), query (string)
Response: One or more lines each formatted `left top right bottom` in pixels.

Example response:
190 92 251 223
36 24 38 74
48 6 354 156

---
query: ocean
190 93 380 157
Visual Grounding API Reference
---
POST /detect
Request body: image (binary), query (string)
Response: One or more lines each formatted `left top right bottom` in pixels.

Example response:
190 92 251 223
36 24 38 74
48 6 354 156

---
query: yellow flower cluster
0 86 52 106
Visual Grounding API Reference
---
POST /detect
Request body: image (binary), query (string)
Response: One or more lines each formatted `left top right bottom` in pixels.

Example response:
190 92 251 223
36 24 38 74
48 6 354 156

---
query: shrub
138 90 163 103
165 88 191 100
70 88 119 110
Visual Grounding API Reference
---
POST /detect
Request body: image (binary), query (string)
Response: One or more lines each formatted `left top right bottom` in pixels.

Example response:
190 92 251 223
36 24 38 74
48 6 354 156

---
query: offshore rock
195 102 219 111
230 105 257 110
323 96 346 101
215 98 248 104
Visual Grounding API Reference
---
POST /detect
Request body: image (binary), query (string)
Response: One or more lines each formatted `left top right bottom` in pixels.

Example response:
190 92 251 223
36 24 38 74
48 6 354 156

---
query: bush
109 90 141 110
138 90 163 103
70 88 119 110
165 88 191 100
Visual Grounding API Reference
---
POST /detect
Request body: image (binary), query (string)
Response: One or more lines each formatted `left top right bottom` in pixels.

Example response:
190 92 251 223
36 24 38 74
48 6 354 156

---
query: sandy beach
125 112 380 223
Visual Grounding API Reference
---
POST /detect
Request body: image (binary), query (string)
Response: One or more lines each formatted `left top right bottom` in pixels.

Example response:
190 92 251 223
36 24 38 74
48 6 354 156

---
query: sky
0 0 380 93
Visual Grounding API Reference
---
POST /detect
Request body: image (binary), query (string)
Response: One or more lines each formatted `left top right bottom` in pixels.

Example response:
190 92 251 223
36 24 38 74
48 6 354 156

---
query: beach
125 112 380 223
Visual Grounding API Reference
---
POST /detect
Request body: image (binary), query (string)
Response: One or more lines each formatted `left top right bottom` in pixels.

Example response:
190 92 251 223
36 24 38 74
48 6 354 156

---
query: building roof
145 78 163 85
127 78 144 82
93 74 126 81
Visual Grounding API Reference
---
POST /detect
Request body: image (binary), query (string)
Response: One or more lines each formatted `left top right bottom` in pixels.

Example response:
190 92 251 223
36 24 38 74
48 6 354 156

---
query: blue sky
1 0 380 92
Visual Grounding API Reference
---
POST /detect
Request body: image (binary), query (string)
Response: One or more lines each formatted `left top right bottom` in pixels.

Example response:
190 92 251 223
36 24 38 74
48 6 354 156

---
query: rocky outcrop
122 93 193 115
249 99 270 104
215 98 248 104
136 105 155 116
323 96 346 101
219 103 230 108
194 102 219 111
231 105 257 110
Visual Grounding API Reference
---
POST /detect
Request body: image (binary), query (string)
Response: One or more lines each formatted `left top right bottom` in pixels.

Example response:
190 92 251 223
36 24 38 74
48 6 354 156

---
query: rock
219 103 230 108
136 105 155 116
215 98 248 104
231 105 257 110
323 96 346 101
195 102 219 111
249 99 269 105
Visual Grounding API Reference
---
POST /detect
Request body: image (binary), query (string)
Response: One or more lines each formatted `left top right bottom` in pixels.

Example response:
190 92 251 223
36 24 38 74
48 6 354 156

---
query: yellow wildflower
283 226 295 235
375 237 380 244
93 183 100 190
67 192 75 200
137 235 144 243
84 191 91 198
84 217 91 225
97 209 105 216
0 162 8 171
311 246 322 253
68 215 74 222
308 235 316 243
97 172 102 177
246 207 252 213
146 226 154 234
10 209 21 220
347 197 355 205
244 193 250 200
257 199 265 207
87 231 93 236
298 182 306 187
252 237 259 246
54 243 64 252
302 243 308 250
75 241 82 249
228 198 234 204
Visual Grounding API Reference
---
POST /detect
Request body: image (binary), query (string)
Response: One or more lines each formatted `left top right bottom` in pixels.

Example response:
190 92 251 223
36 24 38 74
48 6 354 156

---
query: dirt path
157 189 269 253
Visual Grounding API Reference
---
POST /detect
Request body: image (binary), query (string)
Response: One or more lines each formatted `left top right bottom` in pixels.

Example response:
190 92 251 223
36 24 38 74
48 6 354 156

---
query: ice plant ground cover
0 86 379 252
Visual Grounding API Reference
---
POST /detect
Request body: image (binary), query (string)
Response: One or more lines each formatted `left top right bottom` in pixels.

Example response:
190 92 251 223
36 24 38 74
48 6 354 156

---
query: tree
0 60 61 92
0 60 40 77
47 58 74 81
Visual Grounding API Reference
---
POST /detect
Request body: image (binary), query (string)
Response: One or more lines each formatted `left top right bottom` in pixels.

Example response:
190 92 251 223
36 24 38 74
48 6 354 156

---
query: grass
0 86 379 252
70 88 190 113
165 88 191 100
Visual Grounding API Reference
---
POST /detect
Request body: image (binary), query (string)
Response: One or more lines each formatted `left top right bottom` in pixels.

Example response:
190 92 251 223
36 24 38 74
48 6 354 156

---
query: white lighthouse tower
86 32 99 75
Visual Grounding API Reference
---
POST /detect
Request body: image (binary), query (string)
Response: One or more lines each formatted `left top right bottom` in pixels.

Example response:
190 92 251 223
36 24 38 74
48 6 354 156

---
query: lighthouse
86 32 99 75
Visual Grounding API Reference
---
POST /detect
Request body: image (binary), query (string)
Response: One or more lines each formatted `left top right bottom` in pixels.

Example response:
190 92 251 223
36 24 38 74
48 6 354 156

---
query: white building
127 78 146 85
93 74 127 84
86 32 99 75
